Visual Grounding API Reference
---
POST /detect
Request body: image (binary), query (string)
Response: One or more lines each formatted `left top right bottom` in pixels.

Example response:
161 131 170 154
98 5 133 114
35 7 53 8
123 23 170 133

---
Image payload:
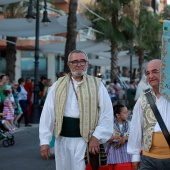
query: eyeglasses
145 69 160 76
69 59 88 66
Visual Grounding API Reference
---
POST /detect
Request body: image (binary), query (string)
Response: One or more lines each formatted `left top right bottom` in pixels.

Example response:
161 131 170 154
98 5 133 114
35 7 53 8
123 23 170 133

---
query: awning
89 51 147 68
0 0 21 5
0 14 91 37
40 40 110 54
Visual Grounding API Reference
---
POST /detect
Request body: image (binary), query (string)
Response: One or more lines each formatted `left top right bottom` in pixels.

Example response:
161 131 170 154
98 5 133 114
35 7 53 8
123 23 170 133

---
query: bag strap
144 88 170 147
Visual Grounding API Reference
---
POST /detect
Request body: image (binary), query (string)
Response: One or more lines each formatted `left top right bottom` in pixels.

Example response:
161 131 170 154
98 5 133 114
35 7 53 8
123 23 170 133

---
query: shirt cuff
92 131 101 140
40 140 50 146
132 154 140 162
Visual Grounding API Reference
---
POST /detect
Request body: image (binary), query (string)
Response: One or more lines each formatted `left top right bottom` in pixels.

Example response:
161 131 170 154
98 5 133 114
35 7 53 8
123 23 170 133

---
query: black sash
60 116 81 137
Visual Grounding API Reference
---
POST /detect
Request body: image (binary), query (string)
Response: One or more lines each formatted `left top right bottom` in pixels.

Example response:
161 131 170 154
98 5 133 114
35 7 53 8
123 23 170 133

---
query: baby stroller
0 129 15 147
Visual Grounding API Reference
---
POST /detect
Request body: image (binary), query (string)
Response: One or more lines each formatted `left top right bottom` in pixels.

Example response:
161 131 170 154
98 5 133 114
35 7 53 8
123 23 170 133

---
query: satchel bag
144 88 170 147
85 144 109 170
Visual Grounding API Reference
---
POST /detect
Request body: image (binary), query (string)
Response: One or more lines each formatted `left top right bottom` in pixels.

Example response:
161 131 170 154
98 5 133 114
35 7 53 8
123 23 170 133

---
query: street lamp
25 0 51 123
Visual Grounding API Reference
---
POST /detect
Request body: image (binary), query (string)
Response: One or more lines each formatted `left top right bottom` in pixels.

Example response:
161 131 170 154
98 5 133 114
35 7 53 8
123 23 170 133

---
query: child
12 82 23 128
3 89 15 130
106 104 133 170
0 112 14 132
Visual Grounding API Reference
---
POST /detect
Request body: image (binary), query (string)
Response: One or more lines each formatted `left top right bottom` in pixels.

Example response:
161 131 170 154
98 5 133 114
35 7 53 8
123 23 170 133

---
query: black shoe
25 124 32 127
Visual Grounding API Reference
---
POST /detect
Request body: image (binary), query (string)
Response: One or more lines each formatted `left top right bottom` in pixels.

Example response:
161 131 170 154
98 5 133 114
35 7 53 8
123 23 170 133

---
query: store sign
160 20 170 102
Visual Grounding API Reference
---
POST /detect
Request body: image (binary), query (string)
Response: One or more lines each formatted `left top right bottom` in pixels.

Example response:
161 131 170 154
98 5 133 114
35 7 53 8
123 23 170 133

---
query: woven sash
141 90 157 152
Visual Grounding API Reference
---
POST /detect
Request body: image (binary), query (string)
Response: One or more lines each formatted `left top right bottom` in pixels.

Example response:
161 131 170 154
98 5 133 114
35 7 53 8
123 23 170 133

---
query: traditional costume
106 118 133 170
39 74 113 170
127 89 170 169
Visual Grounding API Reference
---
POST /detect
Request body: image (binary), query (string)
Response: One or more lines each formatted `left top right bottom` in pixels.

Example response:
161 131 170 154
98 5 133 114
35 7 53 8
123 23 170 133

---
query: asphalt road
0 124 55 170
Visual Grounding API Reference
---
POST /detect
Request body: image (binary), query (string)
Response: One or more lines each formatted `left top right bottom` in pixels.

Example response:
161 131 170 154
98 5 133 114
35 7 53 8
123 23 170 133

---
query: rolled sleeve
92 82 113 143
127 98 143 162
132 154 141 162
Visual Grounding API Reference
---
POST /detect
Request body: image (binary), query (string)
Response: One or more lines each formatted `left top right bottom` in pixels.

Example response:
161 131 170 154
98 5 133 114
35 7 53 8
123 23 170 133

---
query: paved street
0 124 55 170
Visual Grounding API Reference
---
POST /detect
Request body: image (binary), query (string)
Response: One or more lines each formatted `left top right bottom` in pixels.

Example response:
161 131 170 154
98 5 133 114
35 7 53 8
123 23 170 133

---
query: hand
132 162 140 170
40 145 50 160
89 136 100 155
114 135 121 140
118 137 126 146
12 102 16 107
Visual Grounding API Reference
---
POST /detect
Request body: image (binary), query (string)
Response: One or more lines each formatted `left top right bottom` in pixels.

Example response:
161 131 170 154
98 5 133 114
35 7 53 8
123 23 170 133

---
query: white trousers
55 136 87 170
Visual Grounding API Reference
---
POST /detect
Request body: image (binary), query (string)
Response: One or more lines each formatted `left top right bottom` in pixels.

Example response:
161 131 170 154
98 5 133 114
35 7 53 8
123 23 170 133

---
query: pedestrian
42 78 52 103
134 74 150 101
24 77 33 121
39 76 47 107
0 112 14 132
17 78 31 127
127 59 170 170
39 50 113 170
3 89 15 130
106 104 133 170
0 75 8 112
12 82 23 128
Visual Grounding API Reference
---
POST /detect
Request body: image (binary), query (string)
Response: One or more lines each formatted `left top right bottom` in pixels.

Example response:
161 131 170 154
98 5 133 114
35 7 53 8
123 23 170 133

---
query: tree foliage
84 0 136 81
134 7 162 79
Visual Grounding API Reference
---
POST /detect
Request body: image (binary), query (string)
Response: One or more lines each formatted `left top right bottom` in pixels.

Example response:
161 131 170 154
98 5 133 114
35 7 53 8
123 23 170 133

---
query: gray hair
68 50 89 61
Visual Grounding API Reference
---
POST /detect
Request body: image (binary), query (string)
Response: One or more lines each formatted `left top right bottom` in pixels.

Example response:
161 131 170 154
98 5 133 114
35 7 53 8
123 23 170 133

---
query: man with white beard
39 50 113 170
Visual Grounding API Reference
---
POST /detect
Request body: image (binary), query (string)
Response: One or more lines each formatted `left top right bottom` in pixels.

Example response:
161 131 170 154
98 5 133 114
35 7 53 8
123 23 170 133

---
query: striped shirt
106 141 132 164
106 121 132 164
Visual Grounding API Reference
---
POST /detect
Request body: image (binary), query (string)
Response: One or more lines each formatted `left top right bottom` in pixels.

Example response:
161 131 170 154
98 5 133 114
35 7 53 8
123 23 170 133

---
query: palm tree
3 2 27 82
64 0 78 73
84 0 136 82
134 7 162 79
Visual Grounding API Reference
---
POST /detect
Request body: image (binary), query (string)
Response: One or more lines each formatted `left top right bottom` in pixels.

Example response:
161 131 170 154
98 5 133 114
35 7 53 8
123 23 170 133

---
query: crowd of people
39 50 170 170
103 77 140 108
0 74 53 133
0 49 169 170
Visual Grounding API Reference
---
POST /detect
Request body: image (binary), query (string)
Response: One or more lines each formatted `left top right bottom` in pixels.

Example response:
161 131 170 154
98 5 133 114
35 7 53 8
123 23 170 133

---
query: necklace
70 75 78 101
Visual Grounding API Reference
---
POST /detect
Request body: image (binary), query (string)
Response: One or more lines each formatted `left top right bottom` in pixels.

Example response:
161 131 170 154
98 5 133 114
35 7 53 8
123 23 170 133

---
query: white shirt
18 85 27 101
127 94 170 162
39 78 113 145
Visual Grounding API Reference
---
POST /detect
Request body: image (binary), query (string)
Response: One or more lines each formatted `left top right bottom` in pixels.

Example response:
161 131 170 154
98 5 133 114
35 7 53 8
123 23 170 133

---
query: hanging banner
159 20 170 102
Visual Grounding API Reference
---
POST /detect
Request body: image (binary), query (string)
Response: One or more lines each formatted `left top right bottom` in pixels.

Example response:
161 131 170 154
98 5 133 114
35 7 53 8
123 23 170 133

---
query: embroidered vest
141 90 157 152
54 73 101 142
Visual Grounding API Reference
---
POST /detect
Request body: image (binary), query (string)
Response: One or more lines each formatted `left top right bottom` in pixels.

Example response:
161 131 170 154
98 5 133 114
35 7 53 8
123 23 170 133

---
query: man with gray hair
127 59 170 170
39 50 113 170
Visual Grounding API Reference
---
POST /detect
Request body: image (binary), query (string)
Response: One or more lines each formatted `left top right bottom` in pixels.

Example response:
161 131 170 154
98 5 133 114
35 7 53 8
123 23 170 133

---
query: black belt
60 116 81 137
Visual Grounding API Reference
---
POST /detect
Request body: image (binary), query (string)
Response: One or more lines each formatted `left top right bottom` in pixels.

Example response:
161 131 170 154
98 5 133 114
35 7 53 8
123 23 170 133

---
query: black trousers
141 155 170 170
18 100 29 125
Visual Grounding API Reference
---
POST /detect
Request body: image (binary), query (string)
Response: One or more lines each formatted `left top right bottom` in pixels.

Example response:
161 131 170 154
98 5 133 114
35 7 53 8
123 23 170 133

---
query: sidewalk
14 123 39 133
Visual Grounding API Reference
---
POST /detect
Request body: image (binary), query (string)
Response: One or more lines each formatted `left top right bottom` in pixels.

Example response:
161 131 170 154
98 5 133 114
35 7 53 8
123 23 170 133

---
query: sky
168 0 170 4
